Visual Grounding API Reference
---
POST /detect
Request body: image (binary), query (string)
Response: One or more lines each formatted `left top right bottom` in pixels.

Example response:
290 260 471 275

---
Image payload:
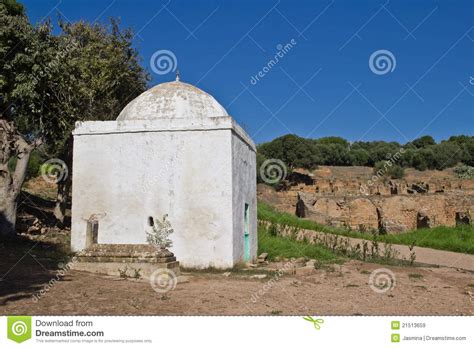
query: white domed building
71 77 257 268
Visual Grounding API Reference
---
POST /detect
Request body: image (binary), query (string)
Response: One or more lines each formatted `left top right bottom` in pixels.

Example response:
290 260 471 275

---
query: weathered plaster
116 81 228 120
231 132 257 264
72 83 256 269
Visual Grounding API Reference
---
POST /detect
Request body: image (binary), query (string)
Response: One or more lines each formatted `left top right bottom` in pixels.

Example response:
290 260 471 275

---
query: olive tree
0 0 149 235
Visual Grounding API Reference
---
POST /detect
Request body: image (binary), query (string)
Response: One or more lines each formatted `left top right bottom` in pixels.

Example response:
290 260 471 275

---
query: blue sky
23 0 473 144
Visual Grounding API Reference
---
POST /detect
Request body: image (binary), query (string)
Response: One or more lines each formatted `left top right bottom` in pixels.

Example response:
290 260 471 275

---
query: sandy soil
1 258 473 316
2 178 472 315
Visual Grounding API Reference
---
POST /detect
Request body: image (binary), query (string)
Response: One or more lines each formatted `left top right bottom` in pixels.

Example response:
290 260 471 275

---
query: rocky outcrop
258 166 474 233
295 192 473 233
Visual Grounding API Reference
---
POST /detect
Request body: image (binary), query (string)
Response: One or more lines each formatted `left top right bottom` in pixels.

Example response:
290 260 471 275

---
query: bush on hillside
373 161 405 179
453 165 474 179
257 134 473 172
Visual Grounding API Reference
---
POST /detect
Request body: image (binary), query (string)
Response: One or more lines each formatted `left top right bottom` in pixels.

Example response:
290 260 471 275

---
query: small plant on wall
146 214 174 250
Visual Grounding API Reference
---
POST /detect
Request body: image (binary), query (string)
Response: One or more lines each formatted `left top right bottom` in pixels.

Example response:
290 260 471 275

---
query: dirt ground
1 178 472 315
1 256 473 315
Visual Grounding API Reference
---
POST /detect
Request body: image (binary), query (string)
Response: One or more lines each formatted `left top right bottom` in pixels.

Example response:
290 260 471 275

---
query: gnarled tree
0 0 46 236
50 18 149 224
0 0 149 234
0 120 41 235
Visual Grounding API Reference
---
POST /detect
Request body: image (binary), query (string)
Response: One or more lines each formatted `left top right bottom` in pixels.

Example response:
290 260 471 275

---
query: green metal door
244 203 250 262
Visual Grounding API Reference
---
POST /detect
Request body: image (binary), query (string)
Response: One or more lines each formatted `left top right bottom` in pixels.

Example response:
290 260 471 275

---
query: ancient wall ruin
258 166 473 233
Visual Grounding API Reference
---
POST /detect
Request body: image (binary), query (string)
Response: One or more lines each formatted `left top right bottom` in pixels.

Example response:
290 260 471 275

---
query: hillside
258 166 474 233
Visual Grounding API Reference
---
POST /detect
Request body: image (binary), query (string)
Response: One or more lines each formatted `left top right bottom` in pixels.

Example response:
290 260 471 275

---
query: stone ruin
72 244 180 279
258 166 473 233
70 219 180 279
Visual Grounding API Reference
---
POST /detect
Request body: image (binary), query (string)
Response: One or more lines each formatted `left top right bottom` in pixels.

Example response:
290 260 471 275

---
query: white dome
117 80 228 120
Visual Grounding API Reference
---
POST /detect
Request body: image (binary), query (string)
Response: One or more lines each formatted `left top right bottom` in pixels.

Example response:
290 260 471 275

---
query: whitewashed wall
71 118 254 268
231 128 257 264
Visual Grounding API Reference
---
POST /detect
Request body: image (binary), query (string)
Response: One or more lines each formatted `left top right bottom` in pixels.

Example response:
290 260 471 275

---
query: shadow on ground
0 222 71 307
17 191 71 228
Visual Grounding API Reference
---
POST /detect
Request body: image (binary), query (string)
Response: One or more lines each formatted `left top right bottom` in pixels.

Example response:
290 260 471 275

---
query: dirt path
399 244 474 271
285 225 474 271
1 260 473 315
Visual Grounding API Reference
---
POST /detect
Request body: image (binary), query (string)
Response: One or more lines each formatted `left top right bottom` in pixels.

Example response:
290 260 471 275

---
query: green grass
258 201 351 235
408 273 424 280
257 226 342 264
258 201 474 254
380 225 474 254
269 310 282 315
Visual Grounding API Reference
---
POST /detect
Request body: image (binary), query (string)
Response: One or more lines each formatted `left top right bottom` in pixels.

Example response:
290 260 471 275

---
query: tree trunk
0 119 38 237
53 177 70 225
53 137 73 226
0 189 16 236
0 195 17 237
0 150 31 236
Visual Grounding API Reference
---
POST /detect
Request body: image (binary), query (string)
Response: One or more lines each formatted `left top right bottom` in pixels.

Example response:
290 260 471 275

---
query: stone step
75 256 177 264
78 244 174 259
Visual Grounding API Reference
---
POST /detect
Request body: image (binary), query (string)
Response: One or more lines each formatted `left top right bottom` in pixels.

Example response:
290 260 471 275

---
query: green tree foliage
348 148 370 166
433 141 461 170
314 136 349 147
51 18 149 147
257 134 474 172
49 18 149 223
448 135 474 166
8 150 44 179
453 165 474 179
373 161 405 179
1 1 148 157
256 152 267 183
411 135 436 148
1 0 149 232
257 134 319 169
1 0 50 235
322 143 351 165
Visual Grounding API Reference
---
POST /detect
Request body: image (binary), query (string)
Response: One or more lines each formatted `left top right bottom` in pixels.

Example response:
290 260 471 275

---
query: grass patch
408 273 424 280
379 225 474 254
258 201 350 235
258 201 474 254
257 226 342 264
181 264 277 277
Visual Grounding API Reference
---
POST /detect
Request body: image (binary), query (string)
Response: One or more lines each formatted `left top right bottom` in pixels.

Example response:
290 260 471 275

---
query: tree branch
0 118 44 194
